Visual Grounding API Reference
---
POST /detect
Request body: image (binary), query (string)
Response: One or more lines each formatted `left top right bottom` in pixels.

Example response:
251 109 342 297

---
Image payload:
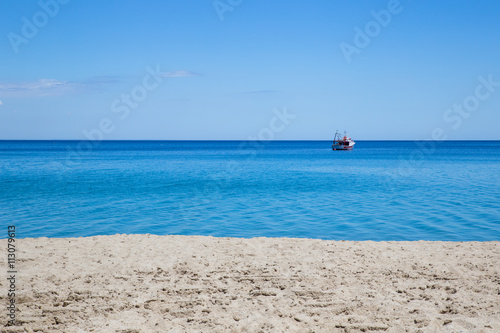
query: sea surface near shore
1 235 499 332
1 140 499 241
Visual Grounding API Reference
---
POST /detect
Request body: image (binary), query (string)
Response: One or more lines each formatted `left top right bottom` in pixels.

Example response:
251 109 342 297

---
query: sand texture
1 235 499 332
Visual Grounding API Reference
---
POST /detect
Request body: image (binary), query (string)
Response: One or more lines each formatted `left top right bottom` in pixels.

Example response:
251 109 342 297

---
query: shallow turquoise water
0 140 499 240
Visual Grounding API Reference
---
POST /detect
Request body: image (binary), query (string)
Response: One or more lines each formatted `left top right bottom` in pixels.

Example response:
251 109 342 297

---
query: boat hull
332 144 354 150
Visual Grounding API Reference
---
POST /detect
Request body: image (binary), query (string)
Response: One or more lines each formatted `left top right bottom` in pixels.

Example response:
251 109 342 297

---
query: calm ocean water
0 140 499 241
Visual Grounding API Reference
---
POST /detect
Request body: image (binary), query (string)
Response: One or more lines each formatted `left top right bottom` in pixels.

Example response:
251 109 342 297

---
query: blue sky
0 0 499 140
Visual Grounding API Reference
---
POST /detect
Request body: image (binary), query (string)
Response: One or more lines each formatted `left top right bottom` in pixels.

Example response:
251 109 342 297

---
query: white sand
1 235 499 332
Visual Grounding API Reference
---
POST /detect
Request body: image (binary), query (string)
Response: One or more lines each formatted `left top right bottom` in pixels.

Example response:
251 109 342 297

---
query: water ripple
1 141 499 240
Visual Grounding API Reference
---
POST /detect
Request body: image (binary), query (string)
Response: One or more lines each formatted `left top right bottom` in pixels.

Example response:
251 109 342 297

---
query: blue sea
0 140 499 241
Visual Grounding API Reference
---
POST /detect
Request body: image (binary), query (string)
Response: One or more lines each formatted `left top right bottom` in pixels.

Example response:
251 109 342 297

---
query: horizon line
1 139 500 142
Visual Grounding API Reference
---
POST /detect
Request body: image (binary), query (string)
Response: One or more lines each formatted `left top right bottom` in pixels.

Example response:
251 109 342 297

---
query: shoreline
5 233 500 242
1 235 499 332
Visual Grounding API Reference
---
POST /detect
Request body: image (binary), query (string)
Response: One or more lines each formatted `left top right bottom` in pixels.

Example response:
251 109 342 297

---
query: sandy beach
1 235 499 332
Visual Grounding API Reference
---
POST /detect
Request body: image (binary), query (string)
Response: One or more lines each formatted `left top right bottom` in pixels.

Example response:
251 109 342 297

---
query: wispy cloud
0 71 199 98
0 79 78 97
0 100 3 105
160 70 200 78
0 76 125 97
82 76 123 85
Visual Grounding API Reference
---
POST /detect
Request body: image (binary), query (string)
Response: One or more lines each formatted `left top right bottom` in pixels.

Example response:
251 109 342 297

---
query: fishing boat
332 131 355 150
